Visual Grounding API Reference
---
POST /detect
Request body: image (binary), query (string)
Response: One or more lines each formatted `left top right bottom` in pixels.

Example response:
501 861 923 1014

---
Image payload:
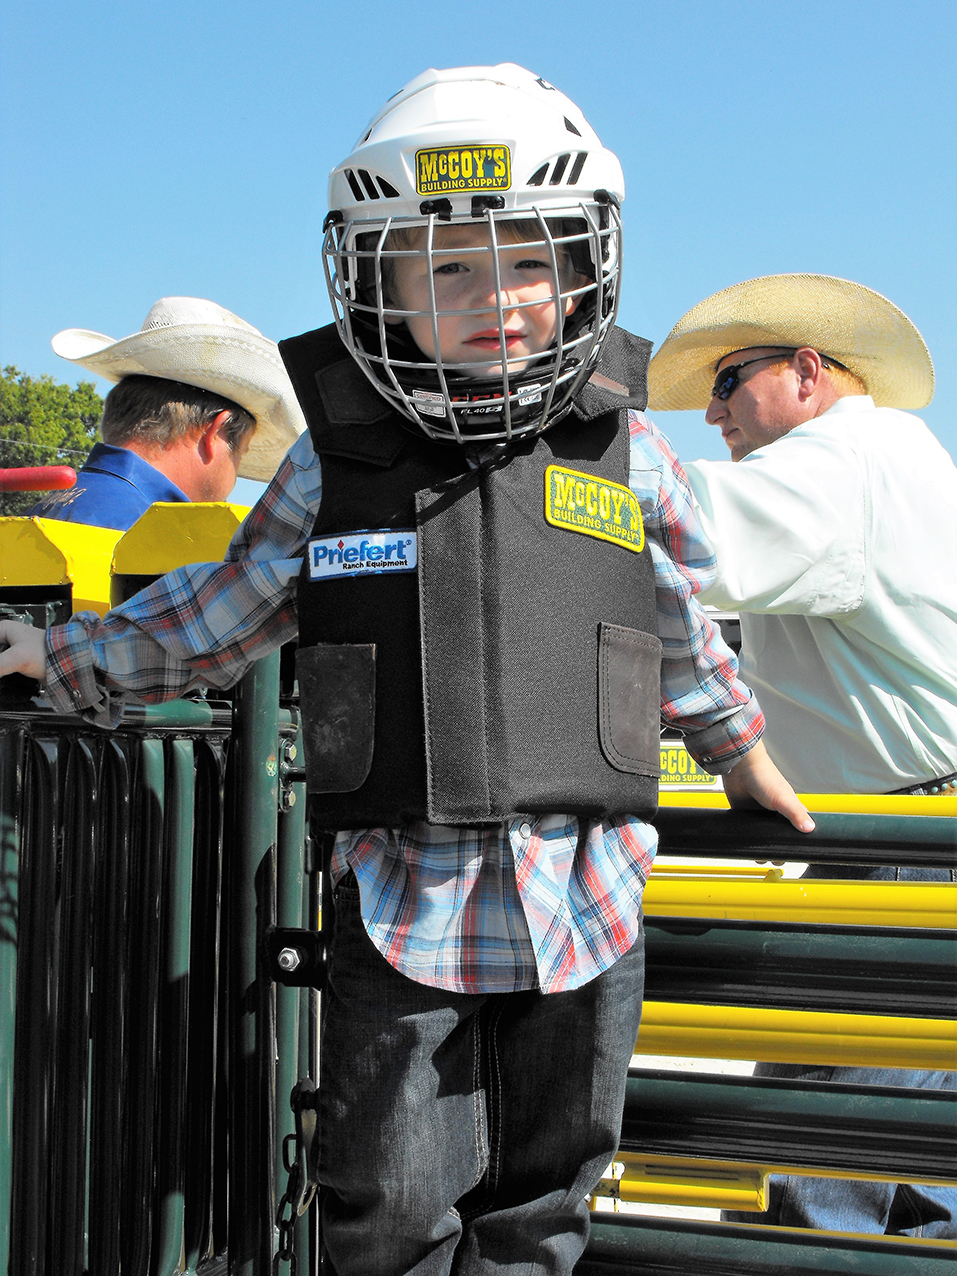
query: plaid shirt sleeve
44 433 323 728
629 410 765 772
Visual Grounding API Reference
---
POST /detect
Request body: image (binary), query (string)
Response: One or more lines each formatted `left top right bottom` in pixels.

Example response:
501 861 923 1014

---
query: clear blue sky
2 0 954 504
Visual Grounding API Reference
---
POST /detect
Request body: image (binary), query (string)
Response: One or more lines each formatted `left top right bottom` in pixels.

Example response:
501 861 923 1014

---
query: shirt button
518 821 532 840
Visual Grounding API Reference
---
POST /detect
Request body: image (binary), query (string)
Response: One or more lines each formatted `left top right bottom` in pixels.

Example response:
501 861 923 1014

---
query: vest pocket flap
296 643 376 793
598 622 661 776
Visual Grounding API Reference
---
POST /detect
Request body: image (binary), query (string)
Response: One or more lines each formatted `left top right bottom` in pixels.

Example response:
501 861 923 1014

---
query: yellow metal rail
596 1154 767 1212
643 878 957 928
659 790 957 816
594 1150 957 1212
635 1001 957 1070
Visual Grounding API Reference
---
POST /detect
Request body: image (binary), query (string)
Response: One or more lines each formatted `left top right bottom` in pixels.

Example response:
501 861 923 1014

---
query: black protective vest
280 323 662 828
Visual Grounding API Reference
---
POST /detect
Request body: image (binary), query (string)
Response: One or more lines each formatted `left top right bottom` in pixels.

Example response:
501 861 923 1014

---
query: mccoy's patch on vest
307 529 417 581
416 145 511 195
544 465 645 553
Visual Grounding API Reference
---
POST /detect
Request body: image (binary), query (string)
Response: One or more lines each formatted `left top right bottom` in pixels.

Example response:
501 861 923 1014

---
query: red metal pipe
0 466 77 492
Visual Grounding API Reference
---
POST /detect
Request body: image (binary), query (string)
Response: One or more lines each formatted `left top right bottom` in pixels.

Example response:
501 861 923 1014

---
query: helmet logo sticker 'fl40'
544 465 644 552
308 530 418 580
416 146 511 195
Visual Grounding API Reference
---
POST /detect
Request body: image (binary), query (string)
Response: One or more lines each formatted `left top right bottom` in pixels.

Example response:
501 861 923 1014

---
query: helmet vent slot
376 175 400 198
358 169 381 200
549 154 571 185
567 152 588 184
345 170 365 201
527 164 549 187
564 116 582 136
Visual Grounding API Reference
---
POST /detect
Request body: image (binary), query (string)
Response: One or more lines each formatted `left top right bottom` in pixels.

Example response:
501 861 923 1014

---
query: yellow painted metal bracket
0 517 122 615
110 502 252 606
112 502 250 576
635 1001 957 1070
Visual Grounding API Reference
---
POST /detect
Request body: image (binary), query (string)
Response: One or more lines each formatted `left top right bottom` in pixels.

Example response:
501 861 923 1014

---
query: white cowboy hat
51 296 307 482
647 274 934 411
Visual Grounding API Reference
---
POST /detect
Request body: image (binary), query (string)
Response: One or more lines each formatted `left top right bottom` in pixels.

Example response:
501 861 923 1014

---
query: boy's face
387 223 584 376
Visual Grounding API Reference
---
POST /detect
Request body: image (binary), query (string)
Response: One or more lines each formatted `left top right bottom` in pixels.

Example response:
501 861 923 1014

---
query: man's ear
199 409 233 461
794 348 825 402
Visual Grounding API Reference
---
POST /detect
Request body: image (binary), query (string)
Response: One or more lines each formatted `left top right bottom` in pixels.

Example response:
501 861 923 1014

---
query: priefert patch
307 530 418 581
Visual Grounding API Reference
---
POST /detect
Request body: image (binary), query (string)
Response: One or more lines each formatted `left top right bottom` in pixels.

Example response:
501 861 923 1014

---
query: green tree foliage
0 366 102 515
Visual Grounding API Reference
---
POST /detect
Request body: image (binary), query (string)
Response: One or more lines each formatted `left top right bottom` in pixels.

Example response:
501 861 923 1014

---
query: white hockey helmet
322 64 625 443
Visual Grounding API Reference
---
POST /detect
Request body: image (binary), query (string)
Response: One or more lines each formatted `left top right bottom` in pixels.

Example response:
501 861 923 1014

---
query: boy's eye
514 258 552 271
434 261 468 275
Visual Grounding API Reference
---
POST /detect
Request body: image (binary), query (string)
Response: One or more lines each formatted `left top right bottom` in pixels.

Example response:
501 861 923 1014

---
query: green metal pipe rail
644 917 956 1017
619 1068 956 1182
1 663 954 1275
580 1214 953 1275
655 806 957 869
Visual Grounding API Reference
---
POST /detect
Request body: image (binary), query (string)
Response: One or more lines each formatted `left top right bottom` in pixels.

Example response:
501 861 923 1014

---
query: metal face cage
322 202 622 444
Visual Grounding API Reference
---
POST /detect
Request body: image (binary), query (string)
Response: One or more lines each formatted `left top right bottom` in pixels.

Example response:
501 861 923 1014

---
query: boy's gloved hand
723 740 815 832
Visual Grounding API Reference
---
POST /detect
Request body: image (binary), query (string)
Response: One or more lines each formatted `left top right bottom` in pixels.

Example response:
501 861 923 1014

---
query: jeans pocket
597 621 661 776
296 643 376 792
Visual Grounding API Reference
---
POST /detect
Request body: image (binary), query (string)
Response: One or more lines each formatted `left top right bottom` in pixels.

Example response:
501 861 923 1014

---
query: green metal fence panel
0 655 313 1276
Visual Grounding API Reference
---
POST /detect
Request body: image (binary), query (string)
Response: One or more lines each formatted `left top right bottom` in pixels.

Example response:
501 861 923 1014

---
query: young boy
0 65 811 1275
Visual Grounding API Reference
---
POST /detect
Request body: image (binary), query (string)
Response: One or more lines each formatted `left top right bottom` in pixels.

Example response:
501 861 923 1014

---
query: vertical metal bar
275 721 315 1271
49 737 98 1276
184 738 227 1271
121 737 166 1275
302 848 323 1276
152 737 196 1275
229 653 281 1275
88 738 133 1276
0 725 24 1276
10 735 60 1276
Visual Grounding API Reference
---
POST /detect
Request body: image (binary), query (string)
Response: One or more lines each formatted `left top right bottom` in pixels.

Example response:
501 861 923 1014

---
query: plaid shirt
45 410 763 994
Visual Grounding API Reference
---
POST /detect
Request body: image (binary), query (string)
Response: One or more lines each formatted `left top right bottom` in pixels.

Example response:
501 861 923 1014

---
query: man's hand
0 620 48 682
723 740 815 832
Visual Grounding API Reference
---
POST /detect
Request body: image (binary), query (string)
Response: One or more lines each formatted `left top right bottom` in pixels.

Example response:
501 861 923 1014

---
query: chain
273 1133 301 1275
273 1080 320 1274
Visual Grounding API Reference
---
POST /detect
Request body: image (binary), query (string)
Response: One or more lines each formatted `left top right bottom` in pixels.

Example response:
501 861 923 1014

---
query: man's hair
762 350 868 397
822 360 868 397
100 374 257 451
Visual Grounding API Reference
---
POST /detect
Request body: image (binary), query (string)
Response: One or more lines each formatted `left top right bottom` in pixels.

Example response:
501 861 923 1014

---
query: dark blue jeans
724 862 957 1237
317 876 645 1275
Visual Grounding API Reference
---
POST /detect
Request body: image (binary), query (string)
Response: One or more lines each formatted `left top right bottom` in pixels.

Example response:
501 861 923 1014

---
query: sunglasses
710 352 797 401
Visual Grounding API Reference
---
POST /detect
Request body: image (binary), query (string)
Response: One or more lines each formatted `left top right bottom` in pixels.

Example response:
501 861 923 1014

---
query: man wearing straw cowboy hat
28 296 306 530
648 273 957 1237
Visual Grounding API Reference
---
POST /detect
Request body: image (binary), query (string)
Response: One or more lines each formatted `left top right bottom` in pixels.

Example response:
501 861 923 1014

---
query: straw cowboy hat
51 297 307 482
647 274 935 412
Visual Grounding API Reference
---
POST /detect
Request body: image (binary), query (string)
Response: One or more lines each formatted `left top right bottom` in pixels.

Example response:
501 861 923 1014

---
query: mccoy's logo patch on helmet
307 530 417 580
544 466 644 553
416 146 511 195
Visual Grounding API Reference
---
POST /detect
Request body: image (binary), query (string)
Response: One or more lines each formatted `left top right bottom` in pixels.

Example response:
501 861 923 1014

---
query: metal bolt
277 947 302 973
